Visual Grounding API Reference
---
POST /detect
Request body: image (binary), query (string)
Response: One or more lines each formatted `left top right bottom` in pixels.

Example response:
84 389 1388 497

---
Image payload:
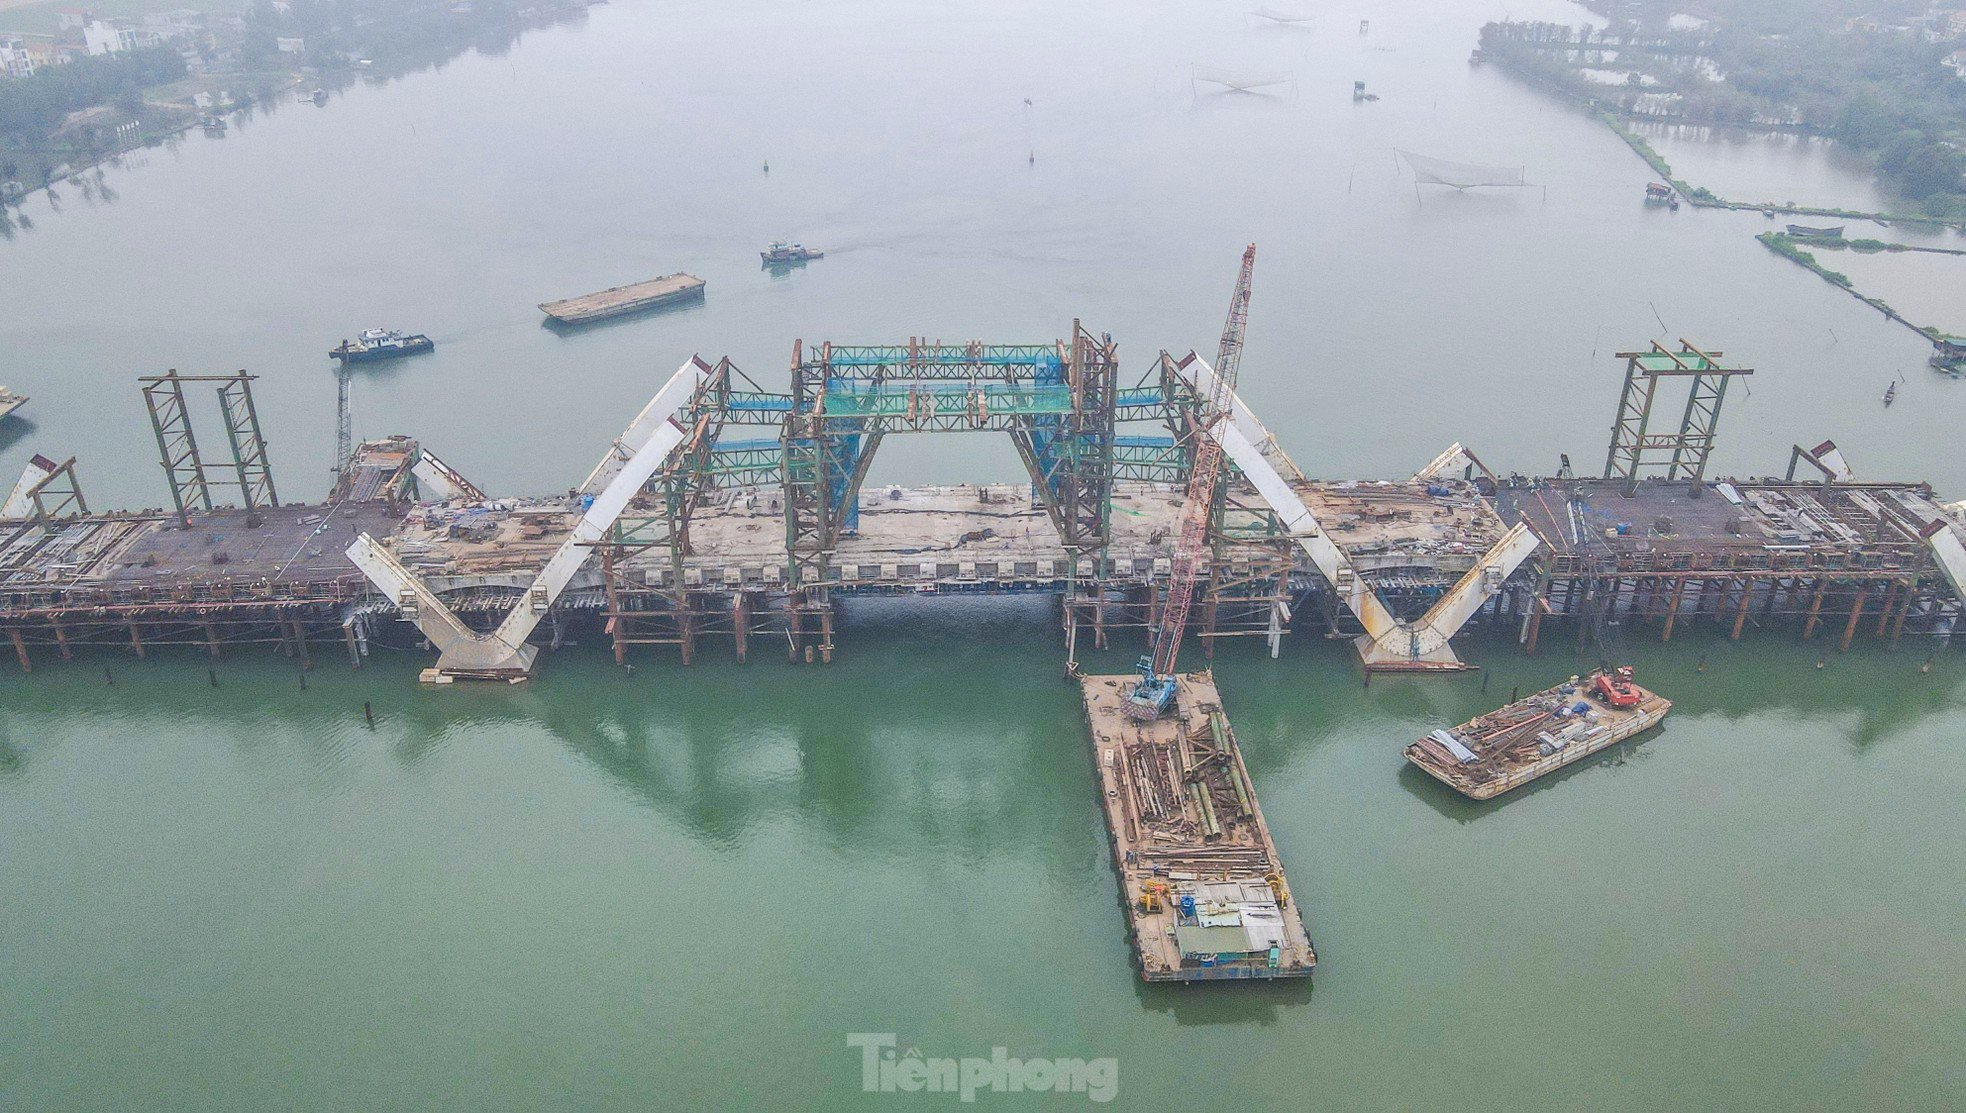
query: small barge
0 386 26 422
539 273 706 326
331 328 434 363
1405 667 1671 800
1081 670 1315 983
1786 223 1845 240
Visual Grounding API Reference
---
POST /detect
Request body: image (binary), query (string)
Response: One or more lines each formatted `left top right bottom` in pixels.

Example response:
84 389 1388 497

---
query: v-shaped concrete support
346 357 711 682
1179 354 1538 670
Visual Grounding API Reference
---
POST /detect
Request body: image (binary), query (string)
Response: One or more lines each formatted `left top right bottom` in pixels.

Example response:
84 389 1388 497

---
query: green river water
2 0 1963 1108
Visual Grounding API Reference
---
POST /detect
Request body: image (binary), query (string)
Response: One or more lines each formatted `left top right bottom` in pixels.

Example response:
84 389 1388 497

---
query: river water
2 0 1963 1109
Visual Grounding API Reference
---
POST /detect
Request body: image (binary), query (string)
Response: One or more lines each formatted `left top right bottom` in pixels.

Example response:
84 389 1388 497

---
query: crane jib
1131 243 1257 716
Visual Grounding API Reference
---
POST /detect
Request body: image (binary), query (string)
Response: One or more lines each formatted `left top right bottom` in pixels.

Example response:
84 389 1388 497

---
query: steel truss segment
140 371 212 521
1602 340 1752 496
216 373 278 511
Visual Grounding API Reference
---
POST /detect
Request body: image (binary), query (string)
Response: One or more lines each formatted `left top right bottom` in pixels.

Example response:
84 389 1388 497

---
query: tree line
0 47 185 148
1480 7 1966 214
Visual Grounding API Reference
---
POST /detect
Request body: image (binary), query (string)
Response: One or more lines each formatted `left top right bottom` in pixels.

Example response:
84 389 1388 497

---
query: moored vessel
1405 667 1671 800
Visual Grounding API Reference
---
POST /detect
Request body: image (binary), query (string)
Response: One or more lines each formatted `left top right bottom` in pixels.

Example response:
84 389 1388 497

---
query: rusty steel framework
8 340 1966 679
591 325 1300 667
11 455 88 522
1505 477 1962 659
1602 341 1751 497
140 371 279 524
1068 350 1297 661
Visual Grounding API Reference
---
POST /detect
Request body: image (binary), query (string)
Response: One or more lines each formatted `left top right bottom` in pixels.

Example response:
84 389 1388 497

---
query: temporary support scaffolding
596 336 1537 673
777 335 1116 588
141 371 212 524
217 373 278 512
139 371 278 524
14 334 1966 682
1602 341 1752 497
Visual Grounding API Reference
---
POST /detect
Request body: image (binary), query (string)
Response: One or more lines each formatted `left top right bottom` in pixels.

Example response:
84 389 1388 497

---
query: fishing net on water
1397 149 1529 189
1191 67 1294 92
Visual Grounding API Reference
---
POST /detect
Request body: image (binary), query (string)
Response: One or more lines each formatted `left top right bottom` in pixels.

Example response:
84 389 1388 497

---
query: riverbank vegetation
1479 0 1966 218
235 0 590 74
0 0 596 204
1755 231 1965 354
0 47 185 189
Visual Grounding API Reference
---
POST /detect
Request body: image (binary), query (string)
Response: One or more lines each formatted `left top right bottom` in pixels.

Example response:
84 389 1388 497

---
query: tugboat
760 241 823 265
330 328 435 363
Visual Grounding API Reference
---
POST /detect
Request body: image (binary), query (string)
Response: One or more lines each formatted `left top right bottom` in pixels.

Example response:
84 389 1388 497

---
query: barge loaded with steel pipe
1081 669 1315 983
1405 668 1672 800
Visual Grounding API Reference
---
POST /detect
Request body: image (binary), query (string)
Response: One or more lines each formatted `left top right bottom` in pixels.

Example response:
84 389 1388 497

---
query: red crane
1124 244 1257 720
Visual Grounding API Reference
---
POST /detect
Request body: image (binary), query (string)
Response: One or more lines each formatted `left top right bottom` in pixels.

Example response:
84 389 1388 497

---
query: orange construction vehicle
1591 666 1641 709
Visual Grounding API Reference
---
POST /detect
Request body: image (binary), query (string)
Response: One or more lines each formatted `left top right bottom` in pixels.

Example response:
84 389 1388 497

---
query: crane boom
1124 244 1256 720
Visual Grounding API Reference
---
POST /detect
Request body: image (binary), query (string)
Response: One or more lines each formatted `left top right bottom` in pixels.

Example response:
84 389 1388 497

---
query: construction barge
539 273 705 325
1080 671 1315 983
1405 668 1672 800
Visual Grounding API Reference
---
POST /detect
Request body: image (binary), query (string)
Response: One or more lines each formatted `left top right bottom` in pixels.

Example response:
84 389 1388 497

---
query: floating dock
1404 672 1672 800
539 273 705 325
1080 671 1315 982
0 387 26 421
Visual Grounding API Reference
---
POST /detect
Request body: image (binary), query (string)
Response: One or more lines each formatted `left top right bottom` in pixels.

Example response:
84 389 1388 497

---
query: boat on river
1786 223 1845 240
331 328 435 363
539 273 706 325
761 241 823 265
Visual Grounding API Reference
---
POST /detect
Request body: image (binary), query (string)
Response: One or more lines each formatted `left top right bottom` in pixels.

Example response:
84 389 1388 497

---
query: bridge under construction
3 336 1964 682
